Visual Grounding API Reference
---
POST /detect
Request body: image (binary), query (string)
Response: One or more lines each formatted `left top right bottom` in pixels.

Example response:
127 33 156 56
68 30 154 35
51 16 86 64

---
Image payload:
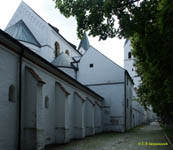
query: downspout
124 71 127 131
18 48 24 150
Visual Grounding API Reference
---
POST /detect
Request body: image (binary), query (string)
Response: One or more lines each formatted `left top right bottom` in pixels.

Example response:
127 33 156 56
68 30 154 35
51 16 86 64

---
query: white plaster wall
48 29 80 59
20 41 41 55
20 60 101 145
84 99 95 136
58 67 76 79
88 84 125 132
72 93 85 139
124 40 135 77
40 46 55 62
125 75 133 130
94 105 102 133
132 101 145 127
0 46 19 150
54 85 70 144
78 46 124 85
23 69 45 150
124 40 141 89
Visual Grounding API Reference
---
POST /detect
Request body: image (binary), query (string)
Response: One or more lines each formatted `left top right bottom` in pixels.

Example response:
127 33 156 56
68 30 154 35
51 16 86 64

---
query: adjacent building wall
0 35 103 150
78 46 133 132
0 46 19 150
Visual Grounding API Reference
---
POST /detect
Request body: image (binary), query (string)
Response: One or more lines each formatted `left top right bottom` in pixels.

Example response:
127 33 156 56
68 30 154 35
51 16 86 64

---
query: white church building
0 1 147 150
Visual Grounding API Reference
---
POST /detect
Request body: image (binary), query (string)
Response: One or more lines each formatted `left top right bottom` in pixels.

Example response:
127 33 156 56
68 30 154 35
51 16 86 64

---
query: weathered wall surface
87 84 125 132
78 46 134 132
125 74 133 130
0 46 19 150
78 46 124 85
0 42 103 150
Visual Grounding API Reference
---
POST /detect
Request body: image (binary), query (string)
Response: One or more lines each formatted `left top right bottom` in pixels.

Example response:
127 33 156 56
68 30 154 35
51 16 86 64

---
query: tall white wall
0 46 19 150
23 68 45 150
78 46 124 85
0 40 103 150
124 40 141 89
84 99 95 136
78 46 134 132
125 75 133 130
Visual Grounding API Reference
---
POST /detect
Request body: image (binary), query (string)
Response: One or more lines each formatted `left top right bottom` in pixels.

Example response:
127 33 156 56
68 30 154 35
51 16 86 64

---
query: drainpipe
124 71 127 131
18 48 24 150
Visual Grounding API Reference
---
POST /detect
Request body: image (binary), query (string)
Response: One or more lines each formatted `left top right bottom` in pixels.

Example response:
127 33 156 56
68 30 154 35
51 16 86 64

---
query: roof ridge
22 1 47 23
90 45 125 71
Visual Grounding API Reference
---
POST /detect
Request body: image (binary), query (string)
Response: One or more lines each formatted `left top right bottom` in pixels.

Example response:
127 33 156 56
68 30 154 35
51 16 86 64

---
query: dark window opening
45 96 49 109
89 64 94 68
128 52 131 59
55 42 60 58
9 84 15 102
65 50 70 56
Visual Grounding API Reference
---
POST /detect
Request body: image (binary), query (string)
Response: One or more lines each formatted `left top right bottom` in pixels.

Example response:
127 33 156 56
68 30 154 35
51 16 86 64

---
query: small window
128 52 131 59
65 50 70 56
45 96 49 109
132 68 134 71
9 84 15 102
55 42 60 58
89 64 94 68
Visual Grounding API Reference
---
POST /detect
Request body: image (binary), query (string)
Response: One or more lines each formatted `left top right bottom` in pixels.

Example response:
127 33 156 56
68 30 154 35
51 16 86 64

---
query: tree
53 0 173 123
53 0 151 39
132 0 173 123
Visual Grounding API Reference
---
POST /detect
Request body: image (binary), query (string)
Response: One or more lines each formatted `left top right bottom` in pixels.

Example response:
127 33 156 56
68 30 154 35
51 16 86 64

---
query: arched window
128 52 131 59
9 84 15 102
45 96 49 109
65 50 70 56
55 42 60 58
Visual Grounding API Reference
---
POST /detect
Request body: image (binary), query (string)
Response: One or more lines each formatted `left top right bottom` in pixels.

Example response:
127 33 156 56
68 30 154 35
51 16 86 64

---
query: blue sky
0 0 125 67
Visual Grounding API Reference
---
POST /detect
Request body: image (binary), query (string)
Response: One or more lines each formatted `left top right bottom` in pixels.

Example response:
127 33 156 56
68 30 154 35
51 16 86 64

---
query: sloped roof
85 46 134 84
78 32 90 51
56 82 70 96
48 23 82 55
124 39 129 46
26 66 46 84
51 52 72 67
0 29 104 101
5 20 41 47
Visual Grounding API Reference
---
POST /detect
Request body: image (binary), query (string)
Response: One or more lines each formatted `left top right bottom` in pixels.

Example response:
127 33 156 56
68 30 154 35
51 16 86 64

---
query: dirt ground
46 122 172 150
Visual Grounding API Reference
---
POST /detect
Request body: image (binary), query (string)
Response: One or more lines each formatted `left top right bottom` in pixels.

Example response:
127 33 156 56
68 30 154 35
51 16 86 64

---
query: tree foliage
132 0 173 123
53 0 173 122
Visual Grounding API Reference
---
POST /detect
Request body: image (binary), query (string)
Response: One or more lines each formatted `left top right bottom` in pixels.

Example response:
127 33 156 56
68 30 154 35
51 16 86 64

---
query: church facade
0 2 144 150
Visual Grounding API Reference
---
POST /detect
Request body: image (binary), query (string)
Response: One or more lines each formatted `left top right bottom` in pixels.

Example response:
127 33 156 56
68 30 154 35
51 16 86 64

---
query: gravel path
46 122 172 150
